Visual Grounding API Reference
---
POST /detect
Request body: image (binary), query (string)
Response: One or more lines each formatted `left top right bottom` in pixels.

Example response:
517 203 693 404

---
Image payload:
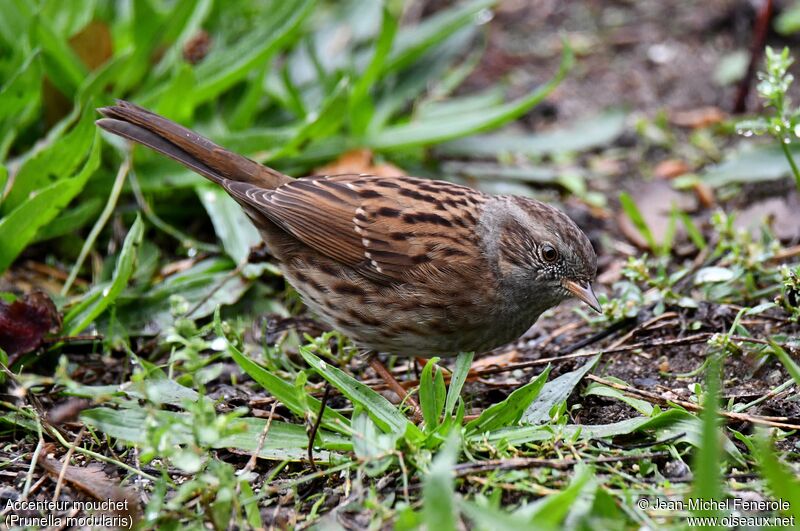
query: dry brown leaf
471 349 519 370
654 159 691 179
692 182 715 208
314 149 407 177
0 291 61 361
669 106 727 128
618 180 697 249
735 193 800 242
38 444 141 523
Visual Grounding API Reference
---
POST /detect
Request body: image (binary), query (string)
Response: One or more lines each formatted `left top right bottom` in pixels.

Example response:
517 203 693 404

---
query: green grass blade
219 316 350 434
466 366 551 434
690 355 724 518
299 347 423 440
422 434 460 531
444 352 473 418
388 0 494 73
768 338 800 388
619 191 656 251
0 129 101 273
196 186 272 278
521 355 599 424
753 429 800 521
526 464 593 526
81 407 350 459
32 15 87 96
368 42 573 150
420 357 442 432
2 104 96 214
63 215 145 335
191 0 314 105
349 6 398 136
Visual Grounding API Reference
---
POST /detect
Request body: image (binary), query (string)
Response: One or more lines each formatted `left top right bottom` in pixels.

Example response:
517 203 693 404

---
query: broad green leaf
420 357 442 432
114 0 164 92
80 407 349 460
3 104 96 213
0 129 101 273
299 347 423 440
0 165 6 204
0 51 42 149
438 110 627 158
444 352 473 418
521 355 599 424
156 62 197 123
352 408 398 476
41 0 97 37
466 366 550 434
196 186 275 278
103 258 251 335
422 434 460 531
702 143 800 187
417 88 505 122
584 380 654 416
223 325 350 434
33 198 102 242
368 42 573 150
63 215 145 335
0 0 34 49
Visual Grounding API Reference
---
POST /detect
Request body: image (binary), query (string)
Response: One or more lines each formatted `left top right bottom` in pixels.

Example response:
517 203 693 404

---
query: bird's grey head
480 195 600 312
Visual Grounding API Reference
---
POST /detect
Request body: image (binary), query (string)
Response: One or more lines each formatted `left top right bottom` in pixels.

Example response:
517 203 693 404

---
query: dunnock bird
96 102 600 361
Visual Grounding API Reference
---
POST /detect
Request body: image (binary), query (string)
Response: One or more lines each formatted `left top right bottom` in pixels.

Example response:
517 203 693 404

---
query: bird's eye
541 244 558 262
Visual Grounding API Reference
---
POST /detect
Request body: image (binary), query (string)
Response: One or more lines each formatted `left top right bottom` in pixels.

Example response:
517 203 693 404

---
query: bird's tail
96 101 291 190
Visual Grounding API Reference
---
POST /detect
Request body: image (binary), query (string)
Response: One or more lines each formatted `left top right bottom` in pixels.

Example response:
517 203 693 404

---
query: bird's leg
368 356 423 423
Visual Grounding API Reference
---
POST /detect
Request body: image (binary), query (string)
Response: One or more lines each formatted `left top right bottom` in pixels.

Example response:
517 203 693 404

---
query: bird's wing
226 175 487 283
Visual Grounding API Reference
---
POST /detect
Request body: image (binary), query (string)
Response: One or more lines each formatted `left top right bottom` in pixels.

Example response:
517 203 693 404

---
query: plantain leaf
299 347 424 440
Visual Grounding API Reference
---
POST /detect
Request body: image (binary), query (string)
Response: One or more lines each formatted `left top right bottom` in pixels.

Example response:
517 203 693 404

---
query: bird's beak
562 279 602 313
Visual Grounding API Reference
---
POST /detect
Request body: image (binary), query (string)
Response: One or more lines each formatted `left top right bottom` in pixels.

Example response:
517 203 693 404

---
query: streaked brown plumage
97 101 600 357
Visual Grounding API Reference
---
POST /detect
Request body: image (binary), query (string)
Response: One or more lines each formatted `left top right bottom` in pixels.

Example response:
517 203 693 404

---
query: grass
1 1 800 529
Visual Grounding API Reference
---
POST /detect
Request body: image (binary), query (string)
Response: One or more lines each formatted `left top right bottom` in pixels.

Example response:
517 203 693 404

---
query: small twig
21 424 45 501
129 169 220 254
768 244 800 263
604 313 678 352
473 333 715 379
585 374 800 430
52 427 86 501
734 378 796 413
307 382 331 472
558 317 635 355
733 0 774 113
181 262 244 319
244 400 278 474
453 452 670 476
62 154 131 295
